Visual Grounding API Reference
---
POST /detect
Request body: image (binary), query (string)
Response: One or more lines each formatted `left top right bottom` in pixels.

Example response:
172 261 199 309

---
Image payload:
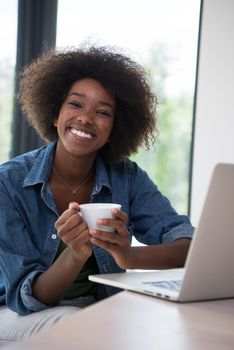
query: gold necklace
53 166 93 195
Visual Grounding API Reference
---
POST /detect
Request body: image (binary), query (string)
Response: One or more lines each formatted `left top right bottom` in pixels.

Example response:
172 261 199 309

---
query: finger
60 220 88 242
56 211 80 232
56 212 85 238
69 202 80 210
66 227 91 251
55 202 81 228
90 237 116 252
96 218 127 237
89 229 120 244
111 209 128 223
55 207 78 228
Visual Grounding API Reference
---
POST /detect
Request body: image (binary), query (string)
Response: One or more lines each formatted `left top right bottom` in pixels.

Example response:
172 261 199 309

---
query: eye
96 109 112 118
68 101 82 109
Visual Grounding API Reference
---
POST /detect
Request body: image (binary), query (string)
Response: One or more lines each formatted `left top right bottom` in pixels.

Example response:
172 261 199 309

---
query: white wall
190 0 234 225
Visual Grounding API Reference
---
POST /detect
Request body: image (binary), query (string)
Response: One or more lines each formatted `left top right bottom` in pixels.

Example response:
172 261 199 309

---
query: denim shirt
0 142 194 314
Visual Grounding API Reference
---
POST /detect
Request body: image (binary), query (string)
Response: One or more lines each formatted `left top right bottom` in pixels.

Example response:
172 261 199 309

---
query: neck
53 142 96 184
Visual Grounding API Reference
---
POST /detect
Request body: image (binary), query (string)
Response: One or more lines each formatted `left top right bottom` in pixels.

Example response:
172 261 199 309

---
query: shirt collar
23 142 112 194
23 141 56 187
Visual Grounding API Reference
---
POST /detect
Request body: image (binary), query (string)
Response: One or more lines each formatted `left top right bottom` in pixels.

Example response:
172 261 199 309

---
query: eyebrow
67 92 115 110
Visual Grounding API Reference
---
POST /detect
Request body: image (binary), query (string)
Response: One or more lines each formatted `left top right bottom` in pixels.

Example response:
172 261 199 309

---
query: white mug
79 203 121 232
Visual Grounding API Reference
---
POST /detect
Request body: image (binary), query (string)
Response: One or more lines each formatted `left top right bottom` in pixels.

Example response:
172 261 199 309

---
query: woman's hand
54 202 92 263
89 209 133 269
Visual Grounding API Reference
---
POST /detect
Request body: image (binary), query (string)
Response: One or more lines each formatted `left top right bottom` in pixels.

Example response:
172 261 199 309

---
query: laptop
89 163 234 302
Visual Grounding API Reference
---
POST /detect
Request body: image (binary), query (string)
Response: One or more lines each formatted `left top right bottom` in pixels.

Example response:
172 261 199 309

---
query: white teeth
70 128 93 139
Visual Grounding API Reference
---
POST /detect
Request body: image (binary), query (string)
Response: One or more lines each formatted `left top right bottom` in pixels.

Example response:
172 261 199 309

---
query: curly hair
18 44 158 163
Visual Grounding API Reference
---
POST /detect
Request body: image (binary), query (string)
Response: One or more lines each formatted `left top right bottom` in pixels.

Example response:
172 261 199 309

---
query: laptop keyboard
142 280 182 292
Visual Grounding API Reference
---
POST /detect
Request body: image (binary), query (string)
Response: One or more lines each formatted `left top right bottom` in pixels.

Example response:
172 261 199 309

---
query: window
0 0 18 163
56 0 200 214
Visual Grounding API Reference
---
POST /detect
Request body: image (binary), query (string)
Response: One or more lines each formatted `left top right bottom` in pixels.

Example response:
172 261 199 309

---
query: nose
77 109 94 125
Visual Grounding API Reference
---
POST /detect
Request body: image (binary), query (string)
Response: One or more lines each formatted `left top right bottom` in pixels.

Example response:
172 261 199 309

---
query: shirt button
51 234 57 240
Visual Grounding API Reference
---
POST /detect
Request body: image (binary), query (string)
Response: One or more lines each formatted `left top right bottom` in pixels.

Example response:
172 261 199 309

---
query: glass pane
56 0 200 214
0 0 18 163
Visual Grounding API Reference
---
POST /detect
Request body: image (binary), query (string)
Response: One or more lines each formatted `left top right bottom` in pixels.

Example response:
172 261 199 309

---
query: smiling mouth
69 127 95 140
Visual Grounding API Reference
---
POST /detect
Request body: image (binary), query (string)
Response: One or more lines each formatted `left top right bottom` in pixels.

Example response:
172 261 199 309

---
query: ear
54 119 58 127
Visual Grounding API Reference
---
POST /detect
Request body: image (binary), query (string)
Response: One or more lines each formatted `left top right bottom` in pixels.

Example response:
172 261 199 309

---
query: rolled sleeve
20 271 48 313
162 221 195 243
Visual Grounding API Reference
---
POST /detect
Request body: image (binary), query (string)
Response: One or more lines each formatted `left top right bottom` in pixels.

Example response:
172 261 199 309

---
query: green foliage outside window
132 44 193 214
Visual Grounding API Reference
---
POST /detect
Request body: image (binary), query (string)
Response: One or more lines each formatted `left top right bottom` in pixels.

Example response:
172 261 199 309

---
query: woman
0 45 194 341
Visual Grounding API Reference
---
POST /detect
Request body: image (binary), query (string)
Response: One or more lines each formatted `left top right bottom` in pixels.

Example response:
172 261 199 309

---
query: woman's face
54 78 115 160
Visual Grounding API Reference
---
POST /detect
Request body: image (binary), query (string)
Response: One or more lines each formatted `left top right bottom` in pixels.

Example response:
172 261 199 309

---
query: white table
3 291 234 350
